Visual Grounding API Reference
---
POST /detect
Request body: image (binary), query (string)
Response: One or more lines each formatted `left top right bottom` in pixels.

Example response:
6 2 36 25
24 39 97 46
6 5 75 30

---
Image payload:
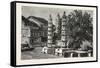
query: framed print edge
10 1 16 67
96 6 98 62
10 1 98 67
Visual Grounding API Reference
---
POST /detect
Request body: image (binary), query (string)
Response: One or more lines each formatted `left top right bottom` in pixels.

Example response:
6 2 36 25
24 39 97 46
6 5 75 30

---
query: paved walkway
21 47 62 60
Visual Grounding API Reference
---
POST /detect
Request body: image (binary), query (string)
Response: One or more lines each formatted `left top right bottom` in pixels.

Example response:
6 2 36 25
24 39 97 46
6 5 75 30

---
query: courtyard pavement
21 47 62 60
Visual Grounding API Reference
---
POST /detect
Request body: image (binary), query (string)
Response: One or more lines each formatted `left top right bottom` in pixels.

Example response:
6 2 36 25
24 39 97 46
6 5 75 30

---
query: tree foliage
67 10 93 49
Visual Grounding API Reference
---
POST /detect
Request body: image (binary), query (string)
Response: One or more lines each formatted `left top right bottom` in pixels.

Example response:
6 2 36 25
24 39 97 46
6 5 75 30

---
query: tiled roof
27 16 48 26
22 16 39 27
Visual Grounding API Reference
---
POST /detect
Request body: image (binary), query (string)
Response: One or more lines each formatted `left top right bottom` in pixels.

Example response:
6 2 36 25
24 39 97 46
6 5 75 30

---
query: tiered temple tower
56 13 61 40
61 11 67 47
47 14 53 47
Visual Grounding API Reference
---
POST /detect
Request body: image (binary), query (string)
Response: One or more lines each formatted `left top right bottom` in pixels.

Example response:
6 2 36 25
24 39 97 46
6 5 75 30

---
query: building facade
21 16 48 47
28 16 48 46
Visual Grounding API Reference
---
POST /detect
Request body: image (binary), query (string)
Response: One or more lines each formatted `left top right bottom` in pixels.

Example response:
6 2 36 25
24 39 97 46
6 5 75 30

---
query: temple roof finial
49 14 52 21
62 11 66 18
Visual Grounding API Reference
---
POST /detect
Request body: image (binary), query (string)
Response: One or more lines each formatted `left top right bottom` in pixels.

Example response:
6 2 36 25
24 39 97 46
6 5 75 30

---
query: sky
22 6 93 25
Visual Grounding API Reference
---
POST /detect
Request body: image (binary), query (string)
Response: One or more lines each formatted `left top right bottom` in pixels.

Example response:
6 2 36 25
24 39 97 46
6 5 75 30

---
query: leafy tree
67 10 93 49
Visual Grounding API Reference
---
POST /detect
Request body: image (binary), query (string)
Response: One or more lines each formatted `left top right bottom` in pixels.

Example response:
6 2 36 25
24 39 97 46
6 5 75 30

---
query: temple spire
48 14 53 47
61 11 67 47
57 13 60 19
49 14 52 21
62 11 66 19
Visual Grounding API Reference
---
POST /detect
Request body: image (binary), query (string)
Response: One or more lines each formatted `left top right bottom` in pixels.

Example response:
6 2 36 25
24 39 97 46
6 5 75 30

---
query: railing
41 47 93 57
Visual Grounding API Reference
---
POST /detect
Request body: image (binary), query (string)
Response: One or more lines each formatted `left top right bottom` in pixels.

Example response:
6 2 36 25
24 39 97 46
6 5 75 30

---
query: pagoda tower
56 13 62 40
47 14 53 47
61 11 67 47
